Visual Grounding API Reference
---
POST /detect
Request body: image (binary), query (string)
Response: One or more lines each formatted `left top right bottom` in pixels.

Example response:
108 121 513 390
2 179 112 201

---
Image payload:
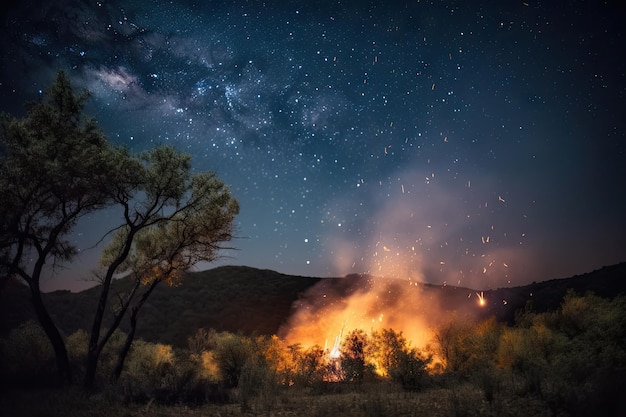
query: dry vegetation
1 383 552 417
1 291 625 417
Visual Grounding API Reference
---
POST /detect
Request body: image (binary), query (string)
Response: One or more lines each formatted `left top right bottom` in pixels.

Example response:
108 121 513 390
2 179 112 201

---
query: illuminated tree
0 72 238 389
287 344 327 388
368 328 431 390
432 316 475 373
340 329 372 383
85 146 239 387
368 328 407 377
210 332 255 388
0 71 132 383
499 292 626 415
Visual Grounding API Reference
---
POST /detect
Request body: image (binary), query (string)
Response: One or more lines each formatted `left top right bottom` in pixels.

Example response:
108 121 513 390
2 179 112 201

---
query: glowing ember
476 291 486 307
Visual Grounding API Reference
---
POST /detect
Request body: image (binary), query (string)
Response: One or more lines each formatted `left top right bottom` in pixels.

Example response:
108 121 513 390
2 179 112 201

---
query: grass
0 382 553 417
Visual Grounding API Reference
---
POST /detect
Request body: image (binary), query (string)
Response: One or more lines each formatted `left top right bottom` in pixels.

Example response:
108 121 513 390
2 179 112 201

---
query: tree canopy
0 70 239 386
0 71 132 382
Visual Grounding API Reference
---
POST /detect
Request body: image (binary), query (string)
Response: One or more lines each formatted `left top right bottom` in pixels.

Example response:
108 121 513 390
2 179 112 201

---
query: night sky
1 1 625 292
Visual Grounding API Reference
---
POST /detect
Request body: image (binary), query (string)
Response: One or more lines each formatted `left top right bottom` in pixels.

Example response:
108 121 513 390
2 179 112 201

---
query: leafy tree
254 335 292 387
238 336 285 412
368 328 431 390
432 315 477 374
340 328 373 383
287 344 327 388
388 346 432 391
210 332 255 388
496 293 626 415
0 321 55 387
367 328 407 377
0 71 132 382
85 145 239 388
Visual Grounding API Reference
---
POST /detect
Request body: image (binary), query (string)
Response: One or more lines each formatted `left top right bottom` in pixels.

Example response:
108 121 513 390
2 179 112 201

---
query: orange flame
279 274 436 355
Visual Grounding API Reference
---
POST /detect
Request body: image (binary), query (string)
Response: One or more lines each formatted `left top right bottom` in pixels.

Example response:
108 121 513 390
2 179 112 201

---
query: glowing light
476 291 486 307
329 329 342 359
280 275 432 363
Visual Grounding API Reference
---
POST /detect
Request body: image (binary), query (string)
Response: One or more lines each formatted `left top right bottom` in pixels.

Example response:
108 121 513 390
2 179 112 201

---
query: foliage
0 321 55 387
3 271 626 417
340 329 375 383
0 67 240 389
367 328 432 390
494 292 626 416
291 344 328 388
0 70 133 383
208 331 256 388
86 143 239 388
0 71 127 278
65 328 89 377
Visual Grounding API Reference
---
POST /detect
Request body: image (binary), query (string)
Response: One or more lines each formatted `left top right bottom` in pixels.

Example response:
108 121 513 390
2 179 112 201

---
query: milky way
1 1 625 291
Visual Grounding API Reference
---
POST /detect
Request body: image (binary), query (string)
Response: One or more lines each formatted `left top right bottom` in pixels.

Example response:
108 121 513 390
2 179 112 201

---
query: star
1 0 625 292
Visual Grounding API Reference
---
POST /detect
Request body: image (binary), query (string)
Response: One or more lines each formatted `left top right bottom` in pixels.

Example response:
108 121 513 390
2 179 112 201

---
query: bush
116 340 176 403
497 293 626 416
341 329 375 384
0 320 56 387
210 332 255 388
388 347 432 391
367 329 432 391
66 329 89 378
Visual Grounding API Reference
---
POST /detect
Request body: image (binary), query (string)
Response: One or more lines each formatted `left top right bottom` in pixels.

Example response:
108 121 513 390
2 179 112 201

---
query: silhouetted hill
0 266 322 346
477 262 626 323
1 262 625 347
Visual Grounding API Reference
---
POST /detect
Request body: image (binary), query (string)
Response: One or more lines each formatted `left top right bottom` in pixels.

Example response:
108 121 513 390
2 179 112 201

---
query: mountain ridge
1 262 625 347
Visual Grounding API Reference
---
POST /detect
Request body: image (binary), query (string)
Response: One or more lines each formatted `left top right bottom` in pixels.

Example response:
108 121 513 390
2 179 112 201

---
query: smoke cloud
280 167 533 350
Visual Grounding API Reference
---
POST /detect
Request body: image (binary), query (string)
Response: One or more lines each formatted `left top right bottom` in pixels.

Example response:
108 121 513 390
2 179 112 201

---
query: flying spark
476 291 486 307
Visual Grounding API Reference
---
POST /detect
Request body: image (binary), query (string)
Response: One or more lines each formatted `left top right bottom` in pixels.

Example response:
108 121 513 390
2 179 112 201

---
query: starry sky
1 0 625 292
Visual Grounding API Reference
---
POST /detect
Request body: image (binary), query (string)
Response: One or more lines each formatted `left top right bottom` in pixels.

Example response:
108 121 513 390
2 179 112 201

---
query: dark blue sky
1 0 624 291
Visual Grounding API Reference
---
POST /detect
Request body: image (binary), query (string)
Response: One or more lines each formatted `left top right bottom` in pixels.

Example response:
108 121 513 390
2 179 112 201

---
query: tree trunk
84 270 119 389
84 285 110 390
112 278 161 382
84 229 138 389
112 306 138 381
29 283 72 384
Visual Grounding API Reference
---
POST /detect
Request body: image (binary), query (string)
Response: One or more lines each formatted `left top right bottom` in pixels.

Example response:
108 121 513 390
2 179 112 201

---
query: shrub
367 328 432 391
0 320 56 387
341 329 375 384
210 332 255 388
66 329 89 378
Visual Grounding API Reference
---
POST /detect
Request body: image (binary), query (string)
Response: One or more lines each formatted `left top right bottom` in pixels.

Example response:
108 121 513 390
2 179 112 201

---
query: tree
388 346 432 391
84 145 239 388
340 329 372 383
287 344 327 388
368 328 407 377
0 71 131 383
368 328 431 389
209 332 255 388
432 315 474 373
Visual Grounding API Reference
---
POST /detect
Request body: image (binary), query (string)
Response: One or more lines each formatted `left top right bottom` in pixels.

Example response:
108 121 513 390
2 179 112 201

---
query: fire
328 327 343 359
279 274 436 360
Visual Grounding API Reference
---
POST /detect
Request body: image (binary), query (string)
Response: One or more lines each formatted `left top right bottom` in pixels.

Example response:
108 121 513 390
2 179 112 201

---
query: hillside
1 262 625 347
477 262 626 323
0 266 322 346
